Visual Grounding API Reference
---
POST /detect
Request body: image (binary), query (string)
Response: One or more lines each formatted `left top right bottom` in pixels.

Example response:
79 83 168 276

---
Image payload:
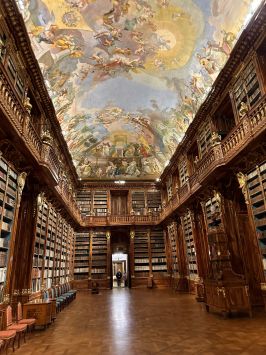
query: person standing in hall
116 269 122 287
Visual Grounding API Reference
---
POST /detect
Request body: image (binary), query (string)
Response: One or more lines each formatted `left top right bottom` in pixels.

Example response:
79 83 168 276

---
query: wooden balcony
0 64 81 224
161 94 266 222
83 214 161 227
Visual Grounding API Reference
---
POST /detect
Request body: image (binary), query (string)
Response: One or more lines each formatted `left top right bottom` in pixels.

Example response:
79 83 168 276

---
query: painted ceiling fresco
17 0 262 180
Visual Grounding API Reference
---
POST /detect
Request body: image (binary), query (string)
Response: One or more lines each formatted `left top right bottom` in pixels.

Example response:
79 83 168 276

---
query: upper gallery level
15 0 264 180
0 0 81 223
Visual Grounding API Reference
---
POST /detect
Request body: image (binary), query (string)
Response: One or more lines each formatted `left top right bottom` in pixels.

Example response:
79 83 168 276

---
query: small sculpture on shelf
236 171 249 205
17 172 27 205
239 101 249 118
41 128 53 145
24 96 32 114
211 131 221 146
194 155 199 165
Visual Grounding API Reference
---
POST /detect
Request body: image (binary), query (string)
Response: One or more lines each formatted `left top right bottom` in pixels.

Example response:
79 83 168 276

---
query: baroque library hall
0 0 266 354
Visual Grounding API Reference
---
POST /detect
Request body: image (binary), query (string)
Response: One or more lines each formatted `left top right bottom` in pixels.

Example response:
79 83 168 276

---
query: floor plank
15 289 266 355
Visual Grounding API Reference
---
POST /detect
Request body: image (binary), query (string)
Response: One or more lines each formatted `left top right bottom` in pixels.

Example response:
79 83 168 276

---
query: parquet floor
15 288 266 355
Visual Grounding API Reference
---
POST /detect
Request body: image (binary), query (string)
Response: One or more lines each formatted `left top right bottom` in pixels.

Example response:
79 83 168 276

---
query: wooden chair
6 306 27 349
0 339 4 354
16 303 36 333
0 310 16 354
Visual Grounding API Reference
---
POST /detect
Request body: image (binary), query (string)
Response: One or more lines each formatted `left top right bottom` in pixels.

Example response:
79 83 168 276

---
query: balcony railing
83 213 161 226
161 94 266 222
0 63 81 223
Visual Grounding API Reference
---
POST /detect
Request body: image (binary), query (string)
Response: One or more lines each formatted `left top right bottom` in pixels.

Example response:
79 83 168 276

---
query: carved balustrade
160 95 266 223
221 120 248 158
249 94 266 134
0 70 25 131
26 120 42 157
83 214 161 226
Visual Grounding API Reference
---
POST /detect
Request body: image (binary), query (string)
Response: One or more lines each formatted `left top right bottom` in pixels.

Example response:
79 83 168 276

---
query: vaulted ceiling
17 0 261 180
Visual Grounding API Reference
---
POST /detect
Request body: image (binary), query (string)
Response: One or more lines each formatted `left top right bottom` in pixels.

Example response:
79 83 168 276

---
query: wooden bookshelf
132 191 146 215
167 222 179 276
74 232 90 280
150 227 167 276
198 122 212 159
205 195 222 230
43 207 56 290
31 197 75 293
146 190 161 214
91 230 108 280
182 212 198 280
134 228 149 277
77 190 92 218
246 162 266 275
93 191 108 216
166 176 173 201
179 159 189 187
0 156 18 301
232 58 262 119
32 200 48 293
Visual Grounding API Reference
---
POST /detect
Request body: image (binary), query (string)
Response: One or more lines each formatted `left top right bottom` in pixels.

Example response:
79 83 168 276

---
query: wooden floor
15 289 266 355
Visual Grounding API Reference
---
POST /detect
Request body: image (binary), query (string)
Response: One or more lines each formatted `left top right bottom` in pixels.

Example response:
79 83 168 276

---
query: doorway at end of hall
112 253 128 288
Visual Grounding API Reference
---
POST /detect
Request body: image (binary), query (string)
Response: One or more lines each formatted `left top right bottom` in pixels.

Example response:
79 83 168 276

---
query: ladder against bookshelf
0 156 18 301
246 162 266 306
90 230 109 288
181 212 198 293
150 227 169 287
203 193 251 317
131 191 145 215
132 228 149 287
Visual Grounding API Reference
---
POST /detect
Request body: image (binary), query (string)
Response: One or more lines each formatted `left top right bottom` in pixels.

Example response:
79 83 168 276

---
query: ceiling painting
17 0 262 180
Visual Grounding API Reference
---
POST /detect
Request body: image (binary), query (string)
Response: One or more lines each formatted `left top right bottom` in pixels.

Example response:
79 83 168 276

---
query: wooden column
190 206 210 301
176 219 189 292
163 227 172 276
88 229 93 287
235 173 264 306
129 228 135 283
106 230 111 289
9 176 40 296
